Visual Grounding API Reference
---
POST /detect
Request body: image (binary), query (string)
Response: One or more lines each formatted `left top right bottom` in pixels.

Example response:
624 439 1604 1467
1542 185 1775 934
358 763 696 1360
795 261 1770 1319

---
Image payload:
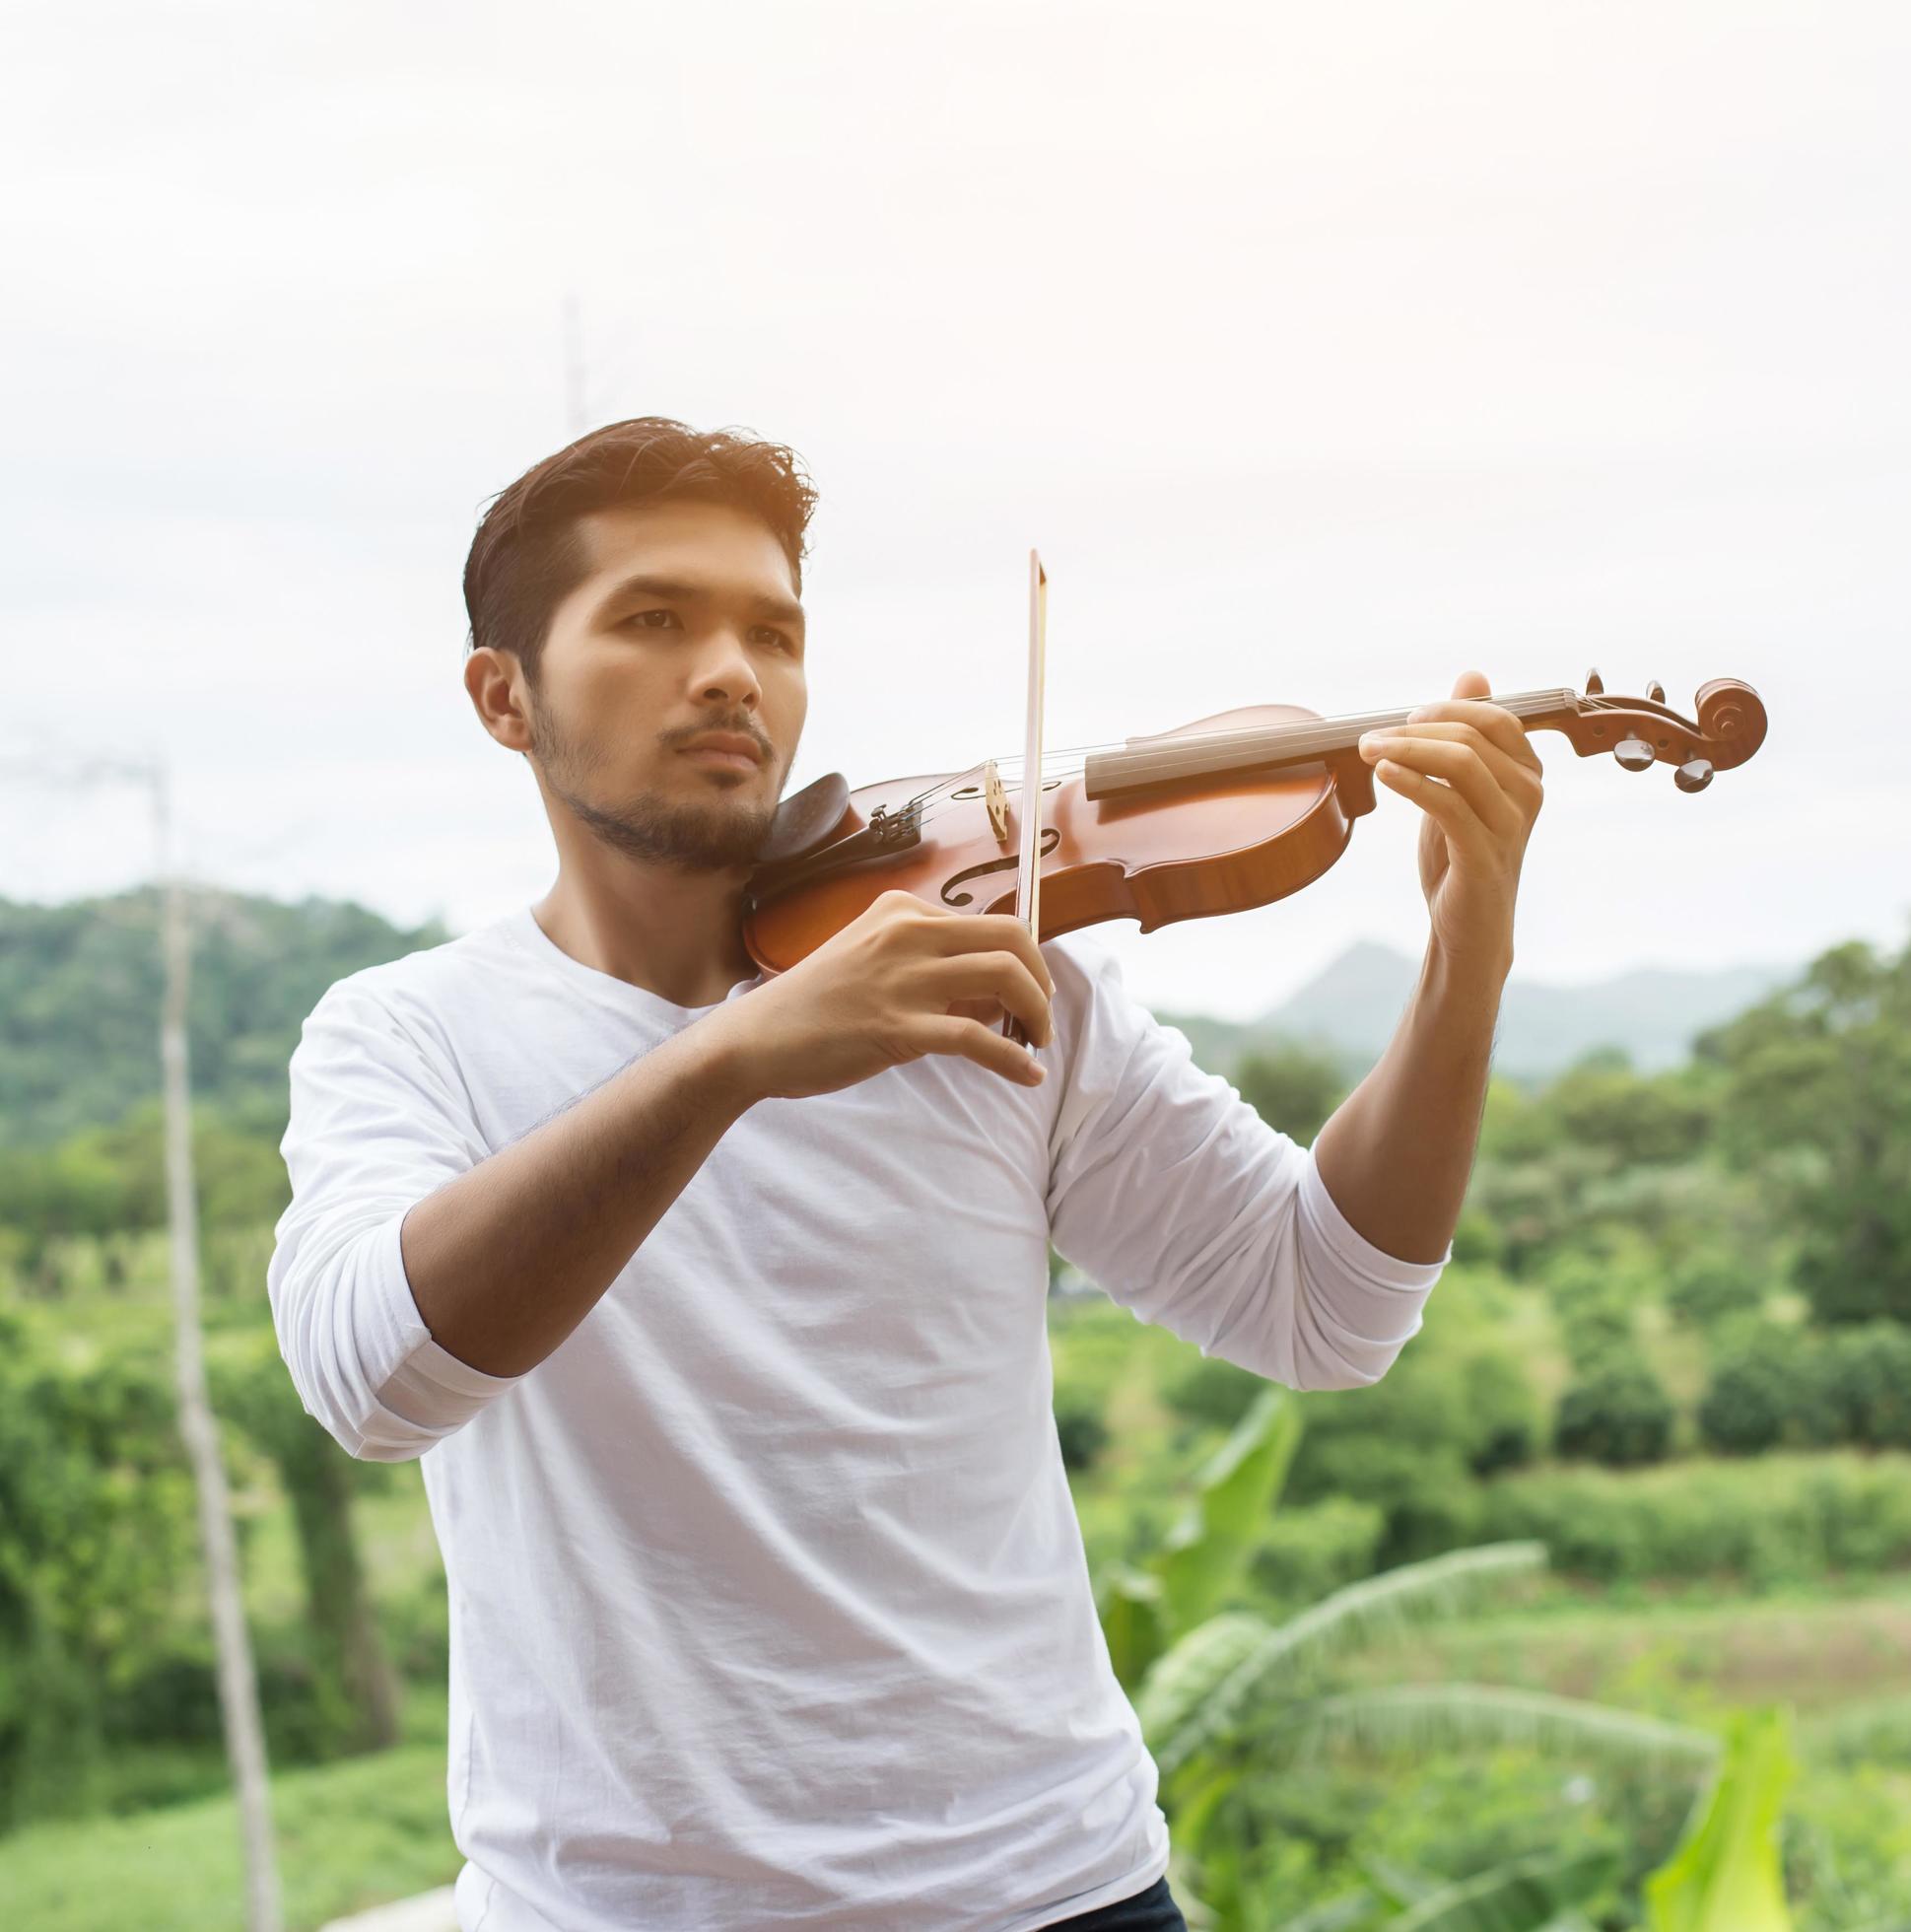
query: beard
528 699 780 872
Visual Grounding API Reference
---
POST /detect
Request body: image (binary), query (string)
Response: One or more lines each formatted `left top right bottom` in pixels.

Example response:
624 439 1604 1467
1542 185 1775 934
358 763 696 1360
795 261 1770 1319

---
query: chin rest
756 772 852 867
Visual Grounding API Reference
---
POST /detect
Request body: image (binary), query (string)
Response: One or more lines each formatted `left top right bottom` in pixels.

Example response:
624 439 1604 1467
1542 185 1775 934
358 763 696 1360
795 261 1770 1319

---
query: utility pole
154 757 284 1932
4 747 284 1931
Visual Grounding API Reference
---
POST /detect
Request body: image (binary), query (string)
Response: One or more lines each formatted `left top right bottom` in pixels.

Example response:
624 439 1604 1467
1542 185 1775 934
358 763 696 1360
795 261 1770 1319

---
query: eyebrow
595 573 805 630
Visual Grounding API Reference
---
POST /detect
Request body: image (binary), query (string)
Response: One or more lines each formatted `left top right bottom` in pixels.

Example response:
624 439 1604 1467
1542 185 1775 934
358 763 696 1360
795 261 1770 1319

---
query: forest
2 889 1908 1929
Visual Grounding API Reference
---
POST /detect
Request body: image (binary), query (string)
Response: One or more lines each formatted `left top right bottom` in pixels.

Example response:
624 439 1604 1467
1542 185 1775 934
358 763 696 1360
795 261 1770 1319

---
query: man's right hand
706 890 1056 1103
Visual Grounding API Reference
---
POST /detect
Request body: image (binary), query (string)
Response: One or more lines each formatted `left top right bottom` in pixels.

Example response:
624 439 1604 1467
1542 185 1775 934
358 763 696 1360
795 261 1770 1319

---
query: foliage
1806 1322 1911 1449
1126 1522 1716 1928
1249 1499 1388 1611
1698 1321 1911 1456
1099 1388 1302 1689
1088 1395 1738 1927
1235 1040 1349 1145
0 1301 201 1829
1698 936 1911 1325
1283 1268 1538 1564
1163 1354 1264 1434
0 1102 295 1263
1054 1393 1110 1473
1668 1252 1769 1330
1477 1453 1911 1585
1698 1328 1798 1454
1552 1347 1675 1467
0 887 449 1152
1643 1705 1796 1931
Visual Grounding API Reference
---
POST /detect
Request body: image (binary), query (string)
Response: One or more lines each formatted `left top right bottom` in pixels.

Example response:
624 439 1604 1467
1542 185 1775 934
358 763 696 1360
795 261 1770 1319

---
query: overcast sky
4 0 1906 1018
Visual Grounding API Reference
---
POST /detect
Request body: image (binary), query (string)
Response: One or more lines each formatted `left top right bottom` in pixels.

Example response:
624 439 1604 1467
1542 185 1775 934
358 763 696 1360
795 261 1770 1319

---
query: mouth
677 734 766 775
681 749 759 775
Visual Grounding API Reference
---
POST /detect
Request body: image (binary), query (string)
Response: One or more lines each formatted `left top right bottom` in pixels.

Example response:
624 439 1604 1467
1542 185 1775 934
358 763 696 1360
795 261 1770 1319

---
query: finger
1373 758 1501 860
931 950 1054 1048
1364 721 1543 810
927 911 1057 1000
910 1013 1047 1086
1402 699 1541 773
1367 737 1524 841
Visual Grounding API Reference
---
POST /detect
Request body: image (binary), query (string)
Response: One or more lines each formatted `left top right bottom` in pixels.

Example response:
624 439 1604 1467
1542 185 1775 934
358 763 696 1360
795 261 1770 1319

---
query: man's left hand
1357 669 1544 975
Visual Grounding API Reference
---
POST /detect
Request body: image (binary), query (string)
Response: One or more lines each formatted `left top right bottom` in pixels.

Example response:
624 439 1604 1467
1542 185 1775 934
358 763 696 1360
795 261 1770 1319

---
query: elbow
1292 1335 1412 1393
333 1416 443 1465
269 1232 478 1466
279 1340 448 1464
1287 1290 1427 1392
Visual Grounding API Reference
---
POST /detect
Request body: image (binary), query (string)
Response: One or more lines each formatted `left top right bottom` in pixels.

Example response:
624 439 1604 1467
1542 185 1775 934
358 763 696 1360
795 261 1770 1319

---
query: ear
464 647 535 754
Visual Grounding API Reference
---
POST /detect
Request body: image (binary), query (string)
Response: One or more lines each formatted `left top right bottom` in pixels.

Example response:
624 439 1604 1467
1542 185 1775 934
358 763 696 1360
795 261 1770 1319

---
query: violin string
772 689 1584 881
770 687 1584 883
897 687 1576 828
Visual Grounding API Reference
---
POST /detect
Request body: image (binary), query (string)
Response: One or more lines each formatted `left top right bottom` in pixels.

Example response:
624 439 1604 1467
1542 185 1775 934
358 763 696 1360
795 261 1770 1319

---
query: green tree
1805 1322 1911 1450
1698 1328 1798 1455
1698 935 1911 1324
210 1327 402 1756
1236 1041 1348 1145
0 1304 199 1828
1553 1349 1674 1467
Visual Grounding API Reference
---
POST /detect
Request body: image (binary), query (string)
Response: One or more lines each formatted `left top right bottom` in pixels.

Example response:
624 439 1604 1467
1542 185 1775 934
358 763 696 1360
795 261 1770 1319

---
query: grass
0 1741 459 1932
1339 1573 1911 1726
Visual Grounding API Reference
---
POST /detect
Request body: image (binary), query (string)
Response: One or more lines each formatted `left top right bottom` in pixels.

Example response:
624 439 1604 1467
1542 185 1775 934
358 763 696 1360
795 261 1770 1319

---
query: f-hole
939 830 1061 908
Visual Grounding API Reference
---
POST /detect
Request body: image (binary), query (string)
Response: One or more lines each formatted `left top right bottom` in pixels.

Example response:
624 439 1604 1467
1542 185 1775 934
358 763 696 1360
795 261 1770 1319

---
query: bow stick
1004 549 1048 1046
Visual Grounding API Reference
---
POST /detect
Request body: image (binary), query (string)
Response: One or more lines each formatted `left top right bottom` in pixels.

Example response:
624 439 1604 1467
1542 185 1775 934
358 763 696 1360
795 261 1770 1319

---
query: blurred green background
3 889 1909 1929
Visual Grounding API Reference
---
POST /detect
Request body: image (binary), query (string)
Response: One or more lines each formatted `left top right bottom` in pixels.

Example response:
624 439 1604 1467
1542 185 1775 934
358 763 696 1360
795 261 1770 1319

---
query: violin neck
1082 688 1579 800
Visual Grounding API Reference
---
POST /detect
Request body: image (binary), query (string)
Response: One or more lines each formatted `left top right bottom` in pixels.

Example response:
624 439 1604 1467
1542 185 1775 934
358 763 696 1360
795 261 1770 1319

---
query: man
268 417 1542 1931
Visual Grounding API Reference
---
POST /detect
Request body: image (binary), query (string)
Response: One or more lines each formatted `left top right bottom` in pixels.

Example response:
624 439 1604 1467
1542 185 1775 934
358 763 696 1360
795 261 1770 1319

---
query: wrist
683 1001 775 1116
1422 932 1514 1001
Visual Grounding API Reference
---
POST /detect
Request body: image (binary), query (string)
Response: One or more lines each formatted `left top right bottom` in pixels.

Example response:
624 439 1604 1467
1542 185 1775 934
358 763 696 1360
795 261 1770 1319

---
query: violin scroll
1550 677 1766 789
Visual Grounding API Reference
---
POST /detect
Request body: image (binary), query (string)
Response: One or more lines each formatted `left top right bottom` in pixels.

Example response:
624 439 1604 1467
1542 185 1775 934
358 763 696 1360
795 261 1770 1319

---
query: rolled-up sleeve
1045 937 1449 1391
267 985 523 1461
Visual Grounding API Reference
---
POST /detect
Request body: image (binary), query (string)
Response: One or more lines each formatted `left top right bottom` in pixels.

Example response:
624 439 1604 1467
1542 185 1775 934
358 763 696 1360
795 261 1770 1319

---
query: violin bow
1004 549 1048 1045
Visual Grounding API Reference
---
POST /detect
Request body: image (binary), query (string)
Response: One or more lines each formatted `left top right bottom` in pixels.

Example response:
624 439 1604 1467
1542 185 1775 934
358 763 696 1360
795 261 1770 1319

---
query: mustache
662 717 774 758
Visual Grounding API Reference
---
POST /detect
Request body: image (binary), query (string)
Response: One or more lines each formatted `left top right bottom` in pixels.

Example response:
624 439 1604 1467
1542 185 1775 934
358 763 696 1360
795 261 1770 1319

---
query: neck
532 847 758 1008
1083 687 1578 798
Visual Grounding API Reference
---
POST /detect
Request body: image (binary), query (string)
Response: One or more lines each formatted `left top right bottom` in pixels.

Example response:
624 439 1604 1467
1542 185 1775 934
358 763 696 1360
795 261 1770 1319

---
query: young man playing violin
269 418 1544 1932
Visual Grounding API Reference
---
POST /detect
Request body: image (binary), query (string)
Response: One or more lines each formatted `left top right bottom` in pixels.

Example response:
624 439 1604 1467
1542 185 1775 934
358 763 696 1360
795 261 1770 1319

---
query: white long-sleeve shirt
267 904 1446 1932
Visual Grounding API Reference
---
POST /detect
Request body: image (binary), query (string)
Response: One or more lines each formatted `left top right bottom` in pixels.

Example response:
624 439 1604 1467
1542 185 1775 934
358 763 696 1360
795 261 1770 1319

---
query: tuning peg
1674 757 1714 794
1647 679 1665 704
1585 667 1604 695
1614 737 1655 772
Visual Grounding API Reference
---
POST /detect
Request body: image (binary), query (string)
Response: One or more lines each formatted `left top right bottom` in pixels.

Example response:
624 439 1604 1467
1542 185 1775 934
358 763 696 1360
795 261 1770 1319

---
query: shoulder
300 914 522 1053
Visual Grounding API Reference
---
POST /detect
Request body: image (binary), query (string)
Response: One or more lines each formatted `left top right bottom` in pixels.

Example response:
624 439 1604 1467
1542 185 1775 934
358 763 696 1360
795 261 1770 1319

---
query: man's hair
462 417 818 685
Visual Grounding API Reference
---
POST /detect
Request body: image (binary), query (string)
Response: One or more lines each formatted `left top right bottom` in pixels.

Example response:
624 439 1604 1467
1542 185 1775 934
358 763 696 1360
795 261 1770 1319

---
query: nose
687 627 762 711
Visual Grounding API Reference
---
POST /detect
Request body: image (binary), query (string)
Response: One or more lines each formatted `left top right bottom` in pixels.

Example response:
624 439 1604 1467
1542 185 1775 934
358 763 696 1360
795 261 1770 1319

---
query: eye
748 624 798 654
626 608 680 631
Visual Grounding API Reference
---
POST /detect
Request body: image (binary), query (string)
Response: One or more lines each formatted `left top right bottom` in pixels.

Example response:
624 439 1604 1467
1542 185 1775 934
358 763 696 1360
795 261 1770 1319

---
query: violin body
741 677 1767 978
744 704 1369 973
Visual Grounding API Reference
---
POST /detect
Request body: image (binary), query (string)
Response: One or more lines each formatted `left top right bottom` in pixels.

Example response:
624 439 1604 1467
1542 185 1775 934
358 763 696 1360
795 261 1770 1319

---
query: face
501 499 808 873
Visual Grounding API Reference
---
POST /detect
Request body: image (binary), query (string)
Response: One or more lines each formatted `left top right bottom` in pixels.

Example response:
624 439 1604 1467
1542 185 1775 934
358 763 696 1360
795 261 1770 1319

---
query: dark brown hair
462 417 818 684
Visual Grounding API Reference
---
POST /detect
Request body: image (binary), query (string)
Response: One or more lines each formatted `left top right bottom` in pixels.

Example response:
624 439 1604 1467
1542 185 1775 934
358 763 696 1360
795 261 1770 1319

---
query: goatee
531 707 778 872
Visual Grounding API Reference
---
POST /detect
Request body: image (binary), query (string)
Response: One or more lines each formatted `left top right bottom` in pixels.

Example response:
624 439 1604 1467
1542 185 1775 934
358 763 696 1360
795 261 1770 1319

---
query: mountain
0 888 449 1148
1158 939 1797 1085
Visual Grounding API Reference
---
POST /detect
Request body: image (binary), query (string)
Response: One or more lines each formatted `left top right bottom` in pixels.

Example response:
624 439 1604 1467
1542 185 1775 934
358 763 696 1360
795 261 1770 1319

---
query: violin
742 670 1766 978
740 559 1768 988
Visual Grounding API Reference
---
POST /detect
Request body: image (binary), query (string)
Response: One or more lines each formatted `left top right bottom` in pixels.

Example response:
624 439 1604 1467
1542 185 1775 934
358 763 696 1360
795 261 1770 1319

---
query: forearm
1309 940 1510 1264
400 1016 757 1376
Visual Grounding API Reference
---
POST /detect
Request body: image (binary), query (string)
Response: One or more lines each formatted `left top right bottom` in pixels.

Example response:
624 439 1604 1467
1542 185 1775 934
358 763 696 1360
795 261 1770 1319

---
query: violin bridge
983 759 1011 846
